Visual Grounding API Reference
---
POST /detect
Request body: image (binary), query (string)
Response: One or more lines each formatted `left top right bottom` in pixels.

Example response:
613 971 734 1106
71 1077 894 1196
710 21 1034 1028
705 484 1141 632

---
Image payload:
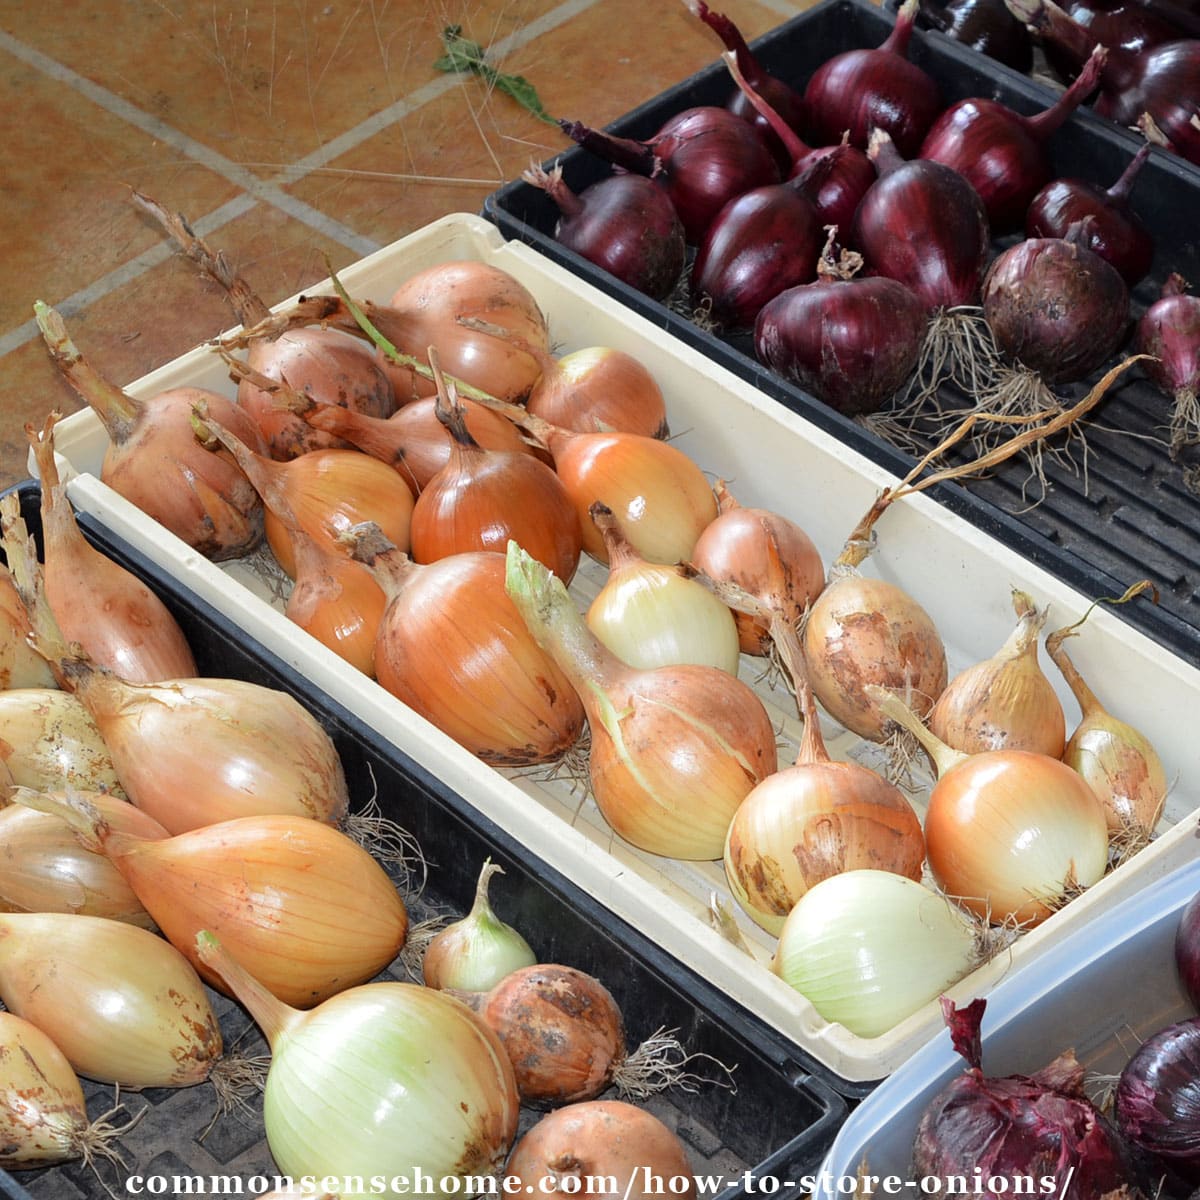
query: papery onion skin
924 750 1109 925
0 1010 96 1169
981 235 1130 383
243 328 396 460
0 688 123 795
507 1100 695 1200
915 997 1134 1200
372 552 585 766
0 911 222 1088
60 664 350 835
75 812 409 1008
802 572 948 742
0 794 166 928
463 964 626 1107
771 870 978 1038
1177 893 1200 1009
689 483 825 656
198 933 519 1193
0 566 58 690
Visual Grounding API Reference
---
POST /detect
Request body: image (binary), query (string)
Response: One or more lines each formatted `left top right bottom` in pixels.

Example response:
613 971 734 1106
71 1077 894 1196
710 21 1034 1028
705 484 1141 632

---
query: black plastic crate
0 481 847 1200
483 0 1200 664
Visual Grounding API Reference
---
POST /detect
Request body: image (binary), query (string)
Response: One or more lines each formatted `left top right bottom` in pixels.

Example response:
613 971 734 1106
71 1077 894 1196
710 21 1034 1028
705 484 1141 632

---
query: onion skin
59 662 350 834
0 911 222 1089
507 1101 695 1200
527 347 669 440
1115 1019 1200 1189
924 749 1109 925
0 794 166 928
0 688 123 795
803 0 943 156
523 164 685 301
981 235 1130 383
854 133 992 312
1176 892 1200 1009
915 998 1134 1200
371 552 585 767
802 573 948 742
1025 145 1155 287
242 328 396 460
0 566 59 691
690 183 824 330
918 0 1035 72
461 964 626 1107
755 272 927 415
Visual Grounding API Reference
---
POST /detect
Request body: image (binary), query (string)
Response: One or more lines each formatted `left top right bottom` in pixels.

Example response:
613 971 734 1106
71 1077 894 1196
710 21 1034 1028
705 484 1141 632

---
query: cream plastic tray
35 213 1200 1084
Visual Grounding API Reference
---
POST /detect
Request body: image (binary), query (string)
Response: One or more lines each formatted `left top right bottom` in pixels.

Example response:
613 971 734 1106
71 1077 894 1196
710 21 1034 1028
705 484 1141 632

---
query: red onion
1044 0 1183 81
754 237 927 414
559 110 779 245
684 0 807 168
918 0 1035 72
853 130 991 312
917 45 1106 232
521 163 685 300
721 52 876 233
1139 273 1200 454
1115 1019 1200 1191
803 0 943 157
1025 143 1154 286
982 225 1130 383
1176 888 1200 1009
914 998 1133 1200
690 184 823 330
1010 0 1200 167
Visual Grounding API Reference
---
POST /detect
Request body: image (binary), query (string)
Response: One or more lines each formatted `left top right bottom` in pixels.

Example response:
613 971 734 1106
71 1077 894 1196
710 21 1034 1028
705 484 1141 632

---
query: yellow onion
0 563 57 690
15 793 409 1008
410 364 581 583
689 481 825 655
27 414 197 683
423 861 536 992
0 910 222 1088
507 1101 695 1200
1047 618 1167 836
506 543 777 860
52 651 348 834
195 408 414 581
0 792 166 927
526 345 670 439
586 501 740 673
872 686 1108 926
0 688 123 795
928 589 1065 757
197 930 520 1189
0 1009 129 1170
724 678 925 935
35 301 264 561
354 534 584 766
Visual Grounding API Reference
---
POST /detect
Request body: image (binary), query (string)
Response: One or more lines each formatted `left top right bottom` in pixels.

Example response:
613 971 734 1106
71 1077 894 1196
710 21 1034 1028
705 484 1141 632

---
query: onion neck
713 480 740 515
591 502 645 574
8 786 110 854
195 931 302 1048
793 675 831 767
521 162 584 220
1017 0 1135 88
722 51 810 165
882 0 921 55
1162 272 1189 300
997 589 1048 662
1106 142 1152 206
343 524 421 603
689 0 762 80
1023 43 1107 141
559 120 657 178
865 684 967 777
192 409 291 524
34 302 140 445
866 128 906 177
504 542 623 697
1045 630 1104 719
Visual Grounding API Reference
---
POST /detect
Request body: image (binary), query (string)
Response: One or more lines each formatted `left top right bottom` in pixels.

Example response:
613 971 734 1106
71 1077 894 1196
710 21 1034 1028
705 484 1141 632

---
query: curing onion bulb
771 870 978 1038
871 687 1109 926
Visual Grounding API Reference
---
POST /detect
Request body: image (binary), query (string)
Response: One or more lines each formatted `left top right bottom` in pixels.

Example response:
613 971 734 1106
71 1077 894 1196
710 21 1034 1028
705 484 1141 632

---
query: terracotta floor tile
1 0 570 180
0 46 237 337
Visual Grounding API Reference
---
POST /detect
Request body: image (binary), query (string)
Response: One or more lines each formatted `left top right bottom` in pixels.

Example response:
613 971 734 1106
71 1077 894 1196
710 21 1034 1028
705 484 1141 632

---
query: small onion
506 543 777 860
507 1101 695 1200
197 931 519 1189
586 501 740 674
0 911 222 1089
423 860 536 993
1138 272 1200 455
724 679 925 935
771 870 978 1038
0 1009 128 1170
927 588 1066 757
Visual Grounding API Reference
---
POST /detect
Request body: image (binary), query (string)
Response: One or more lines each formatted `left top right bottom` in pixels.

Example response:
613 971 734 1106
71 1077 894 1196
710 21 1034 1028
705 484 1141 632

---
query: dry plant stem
707 893 756 957
836 354 1150 568
864 684 967 778
130 191 271 327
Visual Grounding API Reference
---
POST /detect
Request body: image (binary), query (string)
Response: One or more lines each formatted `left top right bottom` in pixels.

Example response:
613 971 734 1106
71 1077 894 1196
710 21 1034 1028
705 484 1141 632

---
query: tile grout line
0 0 603 357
